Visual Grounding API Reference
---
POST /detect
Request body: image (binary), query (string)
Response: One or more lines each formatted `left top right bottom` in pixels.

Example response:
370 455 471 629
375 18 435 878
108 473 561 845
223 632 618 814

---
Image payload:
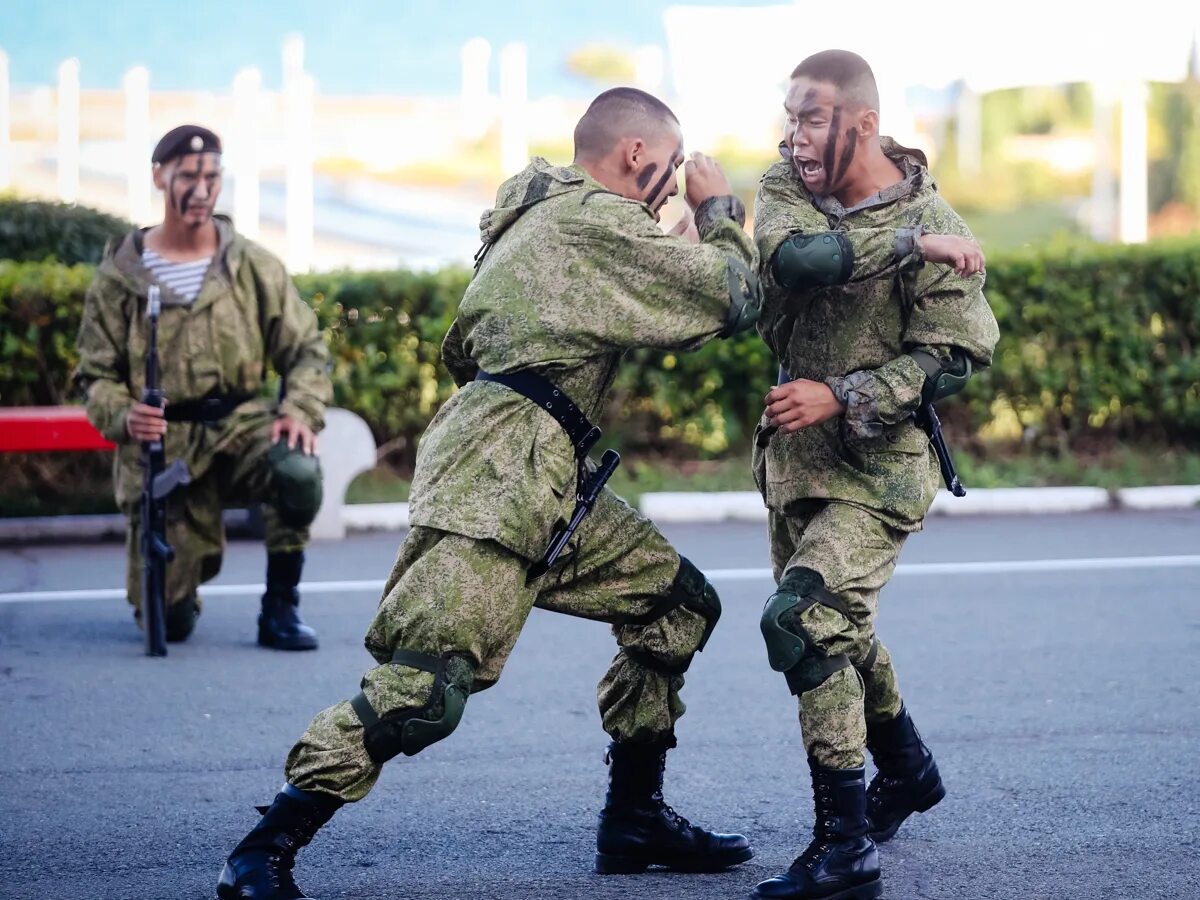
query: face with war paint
154 152 223 228
628 121 685 221
782 77 865 197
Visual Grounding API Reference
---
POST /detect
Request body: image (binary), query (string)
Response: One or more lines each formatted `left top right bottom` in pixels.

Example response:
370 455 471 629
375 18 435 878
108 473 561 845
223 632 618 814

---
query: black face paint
168 170 182 214
636 163 658 192
823 106 842 193
643 164 676 210
834 127 858 187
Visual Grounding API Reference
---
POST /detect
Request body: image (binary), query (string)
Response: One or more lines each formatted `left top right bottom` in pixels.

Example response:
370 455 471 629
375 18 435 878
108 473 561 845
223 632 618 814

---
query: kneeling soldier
74 125 332 650
217 88 760 898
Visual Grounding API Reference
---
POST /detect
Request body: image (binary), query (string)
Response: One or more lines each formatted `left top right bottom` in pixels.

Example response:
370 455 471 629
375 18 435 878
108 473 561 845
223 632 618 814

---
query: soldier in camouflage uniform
746 53 999 900
74 125 331 652
217 88 762 899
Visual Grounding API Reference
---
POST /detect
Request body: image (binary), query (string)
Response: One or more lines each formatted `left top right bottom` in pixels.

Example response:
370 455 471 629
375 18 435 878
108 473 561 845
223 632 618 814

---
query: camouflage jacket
752 139 999 529
74 216 331 506
409 157 758 559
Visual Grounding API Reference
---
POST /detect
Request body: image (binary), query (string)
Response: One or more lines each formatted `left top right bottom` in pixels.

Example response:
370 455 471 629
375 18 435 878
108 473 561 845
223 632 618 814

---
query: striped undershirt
142 249 211 304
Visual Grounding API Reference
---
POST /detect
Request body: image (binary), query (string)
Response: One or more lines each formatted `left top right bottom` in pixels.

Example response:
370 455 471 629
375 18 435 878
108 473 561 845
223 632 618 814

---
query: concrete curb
1 486 1197 543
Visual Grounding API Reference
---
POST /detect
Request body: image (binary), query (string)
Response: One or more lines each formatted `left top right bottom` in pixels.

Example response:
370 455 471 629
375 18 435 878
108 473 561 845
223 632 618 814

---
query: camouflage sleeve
261 258 333 432
754 161 922 294
561 194 759 352
440 317 478 387
903 197 999 366
824 346 945 440
74 277 135 444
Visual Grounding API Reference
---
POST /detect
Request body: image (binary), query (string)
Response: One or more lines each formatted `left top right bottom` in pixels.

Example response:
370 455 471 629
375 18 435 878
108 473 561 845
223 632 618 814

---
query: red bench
0 406 116 452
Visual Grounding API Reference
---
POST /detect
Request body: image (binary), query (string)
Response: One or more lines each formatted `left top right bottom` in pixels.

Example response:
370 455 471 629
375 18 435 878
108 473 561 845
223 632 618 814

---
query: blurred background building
2 0 1199 272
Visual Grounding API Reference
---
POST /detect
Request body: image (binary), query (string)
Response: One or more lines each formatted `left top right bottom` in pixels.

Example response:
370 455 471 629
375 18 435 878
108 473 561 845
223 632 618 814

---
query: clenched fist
683 152 732 211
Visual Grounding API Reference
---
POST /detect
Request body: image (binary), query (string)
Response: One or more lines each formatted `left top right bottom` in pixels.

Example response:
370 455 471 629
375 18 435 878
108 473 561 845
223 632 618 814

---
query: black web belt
475 370 601 458
163 392 254 424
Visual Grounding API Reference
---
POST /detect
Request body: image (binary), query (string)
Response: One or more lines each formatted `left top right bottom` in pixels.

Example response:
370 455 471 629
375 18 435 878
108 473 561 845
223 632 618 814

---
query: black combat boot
751 761 881 900
217 784 341 899
865 705 945 842
258 551 319 651
595 734 753 874
165 595 199 642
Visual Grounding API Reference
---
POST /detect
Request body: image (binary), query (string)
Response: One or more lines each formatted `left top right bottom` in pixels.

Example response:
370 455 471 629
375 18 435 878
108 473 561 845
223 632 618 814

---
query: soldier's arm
263 263 333 432
825 245 996 441
563 192 760 353
74 279 136 443
440 317 479 387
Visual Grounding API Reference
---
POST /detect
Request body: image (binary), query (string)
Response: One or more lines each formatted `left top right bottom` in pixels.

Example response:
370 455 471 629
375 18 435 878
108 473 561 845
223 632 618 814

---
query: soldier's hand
683 153 732 210
919 234 985 277
764 379 846 432
126 401 167 442
271 415 317 456
668 207 700 244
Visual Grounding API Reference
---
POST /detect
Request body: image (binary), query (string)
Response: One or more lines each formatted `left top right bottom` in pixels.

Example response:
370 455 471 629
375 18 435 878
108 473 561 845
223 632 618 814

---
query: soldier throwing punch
217 88 762 899
74 125 332 651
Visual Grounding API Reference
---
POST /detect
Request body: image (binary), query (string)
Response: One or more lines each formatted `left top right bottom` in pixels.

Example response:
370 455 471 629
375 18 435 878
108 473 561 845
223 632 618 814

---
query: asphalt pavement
1 510 1197 899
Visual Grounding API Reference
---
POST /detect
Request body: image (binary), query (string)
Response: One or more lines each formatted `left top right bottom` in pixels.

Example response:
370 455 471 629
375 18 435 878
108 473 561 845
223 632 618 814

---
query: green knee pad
268 439 324 528
621 557 723 677
759 567 852 695
351 650 474 764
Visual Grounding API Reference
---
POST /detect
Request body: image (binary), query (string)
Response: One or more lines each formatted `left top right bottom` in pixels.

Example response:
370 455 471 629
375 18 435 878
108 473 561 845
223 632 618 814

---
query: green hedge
0 197 134 266
2 239 1199 462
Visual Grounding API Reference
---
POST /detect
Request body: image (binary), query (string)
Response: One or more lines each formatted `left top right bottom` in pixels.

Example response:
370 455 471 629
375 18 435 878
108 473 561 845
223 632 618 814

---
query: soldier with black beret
74 124 333 650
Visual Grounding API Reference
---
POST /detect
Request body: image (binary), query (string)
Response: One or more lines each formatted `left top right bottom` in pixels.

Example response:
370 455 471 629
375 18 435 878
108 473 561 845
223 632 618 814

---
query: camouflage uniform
285 158 758 802
74 215 332 615
753 139 999 768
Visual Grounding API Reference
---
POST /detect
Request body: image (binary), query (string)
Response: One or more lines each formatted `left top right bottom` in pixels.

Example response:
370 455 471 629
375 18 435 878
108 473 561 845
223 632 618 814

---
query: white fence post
57 58 80 204
499 42 529 175
232 66 261 239
1090 80 1118 242
460 37 491 142
123 66 152 224
1118 80 1148 244
0 50 10 191
956 83 981 176
283 35 313 272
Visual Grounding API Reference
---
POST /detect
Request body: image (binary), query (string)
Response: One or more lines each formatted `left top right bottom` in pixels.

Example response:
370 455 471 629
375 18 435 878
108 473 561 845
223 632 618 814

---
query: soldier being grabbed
74 125 332 651
217 88 764 899
749 52 999 900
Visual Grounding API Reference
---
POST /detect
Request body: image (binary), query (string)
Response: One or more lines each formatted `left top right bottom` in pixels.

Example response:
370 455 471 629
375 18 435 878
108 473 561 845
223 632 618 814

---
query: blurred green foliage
4 236 1198 464
0 196 134 266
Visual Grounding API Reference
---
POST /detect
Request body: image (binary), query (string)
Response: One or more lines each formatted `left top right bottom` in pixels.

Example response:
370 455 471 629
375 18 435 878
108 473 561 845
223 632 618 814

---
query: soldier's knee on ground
350 651 475 764
268 440 323 528
760 566 856 695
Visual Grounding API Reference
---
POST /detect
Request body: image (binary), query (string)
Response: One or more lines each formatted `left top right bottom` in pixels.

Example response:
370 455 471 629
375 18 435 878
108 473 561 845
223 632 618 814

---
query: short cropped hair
573 87 680 161
791 50 880 113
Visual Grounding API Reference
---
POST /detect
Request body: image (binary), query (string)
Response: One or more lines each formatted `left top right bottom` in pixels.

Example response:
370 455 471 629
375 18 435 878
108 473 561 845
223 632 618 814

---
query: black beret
152 124 222 165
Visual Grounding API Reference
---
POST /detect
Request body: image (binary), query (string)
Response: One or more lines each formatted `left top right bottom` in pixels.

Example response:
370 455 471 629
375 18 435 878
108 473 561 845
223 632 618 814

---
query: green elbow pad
909 348 973 404
771 232 854 290
719 258 763 338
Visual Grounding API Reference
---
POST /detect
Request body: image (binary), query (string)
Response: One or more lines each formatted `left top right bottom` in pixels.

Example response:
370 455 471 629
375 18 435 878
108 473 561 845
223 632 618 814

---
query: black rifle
140 285 191 656
915 402 966 497
528 449 621 579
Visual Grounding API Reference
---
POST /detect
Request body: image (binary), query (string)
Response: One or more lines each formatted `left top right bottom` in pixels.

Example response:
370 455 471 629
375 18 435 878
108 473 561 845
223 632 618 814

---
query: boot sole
750 874 882 900
596 845 754 874
258 632 320 651
870 780 946 843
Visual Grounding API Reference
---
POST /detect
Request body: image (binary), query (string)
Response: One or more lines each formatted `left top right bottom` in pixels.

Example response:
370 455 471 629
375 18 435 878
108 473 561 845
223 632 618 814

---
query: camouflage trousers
769 501 909 769
285 488 710 803
123 408 309 615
